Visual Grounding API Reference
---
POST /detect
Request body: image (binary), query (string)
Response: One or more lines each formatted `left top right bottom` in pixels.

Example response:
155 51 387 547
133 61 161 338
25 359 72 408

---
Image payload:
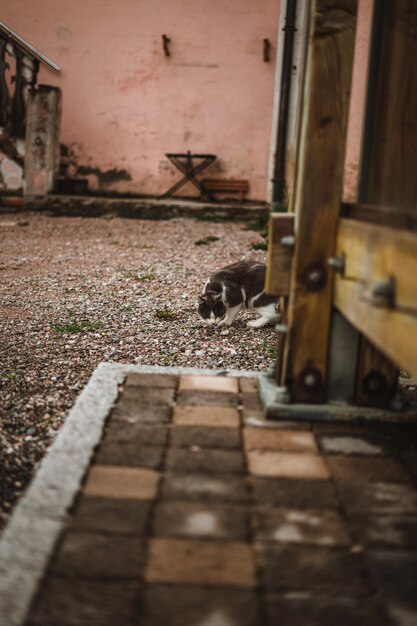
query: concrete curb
258 373 417 422
0 363 258 626
21 194 268 221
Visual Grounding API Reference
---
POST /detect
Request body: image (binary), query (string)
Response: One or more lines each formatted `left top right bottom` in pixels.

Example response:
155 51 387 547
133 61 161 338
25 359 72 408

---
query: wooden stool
201 178 249 202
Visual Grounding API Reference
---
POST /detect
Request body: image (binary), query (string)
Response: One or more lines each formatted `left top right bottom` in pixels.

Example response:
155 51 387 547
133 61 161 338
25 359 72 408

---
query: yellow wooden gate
265 0 417 416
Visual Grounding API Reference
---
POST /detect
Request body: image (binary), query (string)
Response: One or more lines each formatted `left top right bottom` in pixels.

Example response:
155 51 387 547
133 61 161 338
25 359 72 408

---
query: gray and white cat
198 260 280 328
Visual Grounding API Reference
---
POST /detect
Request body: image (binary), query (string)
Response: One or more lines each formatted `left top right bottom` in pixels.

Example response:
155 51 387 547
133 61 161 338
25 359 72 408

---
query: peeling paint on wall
77 166 132 186
0 156 23 190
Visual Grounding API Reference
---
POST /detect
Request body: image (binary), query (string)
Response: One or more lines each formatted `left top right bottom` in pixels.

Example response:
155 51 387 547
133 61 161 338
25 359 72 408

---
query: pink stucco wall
3 0 280 200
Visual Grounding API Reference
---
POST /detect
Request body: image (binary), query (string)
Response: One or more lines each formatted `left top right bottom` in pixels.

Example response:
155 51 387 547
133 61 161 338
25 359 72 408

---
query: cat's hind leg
247 303 280 328
218 303 243 327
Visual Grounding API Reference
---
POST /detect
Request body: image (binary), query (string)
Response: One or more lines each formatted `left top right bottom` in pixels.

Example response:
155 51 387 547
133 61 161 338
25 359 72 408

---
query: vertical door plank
361 0 417 210
282 0 358 402
356 0 417 405
265 213 294 296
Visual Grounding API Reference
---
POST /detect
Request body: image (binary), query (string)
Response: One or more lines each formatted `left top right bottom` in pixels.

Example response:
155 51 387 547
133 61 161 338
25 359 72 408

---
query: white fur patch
221 283 227 303
205 311 216 325
248 293 258 308
218 303 242 327
247 303 280 328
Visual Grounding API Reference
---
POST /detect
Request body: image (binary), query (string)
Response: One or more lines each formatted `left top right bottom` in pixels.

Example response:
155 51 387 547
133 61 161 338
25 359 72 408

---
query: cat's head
198 291 226 324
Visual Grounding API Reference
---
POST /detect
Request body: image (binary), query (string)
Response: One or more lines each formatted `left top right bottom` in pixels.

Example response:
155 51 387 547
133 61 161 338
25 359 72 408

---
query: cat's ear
213 293 222 303
198 295 207 303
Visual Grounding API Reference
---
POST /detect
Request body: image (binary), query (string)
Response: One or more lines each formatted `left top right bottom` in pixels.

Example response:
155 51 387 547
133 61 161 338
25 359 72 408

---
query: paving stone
170 426 241 449
247 451 330 480
365 550 417 610
250 477 338 509
387 425 417 454
239 377 258 393
242 408 268 422
349 515 417 548
111 401 172 424
265 594 390 626
173 405 240 428
179 375 239 393
153 501 250 540
385 602 417 626
70 497 151 535
138 585 261 626
83 465 160 500
177 390 239 407
94 442 164 469
125 372 178 388
315 425 403 454
241 392 264 411
146 538 256 587
103 422 168 446
257 545 367 594
319 435 384 456
253 507 350 547
244 427 317 453
337 481 417 516
327 456 408 484
50 531 146 579
27 578 141 626
244 415 312 430
122 386 176 405
166 448 245 474
400 452 417 486
162 472 249 503
315 422 417 454
110 387 174 424
313 422 388 437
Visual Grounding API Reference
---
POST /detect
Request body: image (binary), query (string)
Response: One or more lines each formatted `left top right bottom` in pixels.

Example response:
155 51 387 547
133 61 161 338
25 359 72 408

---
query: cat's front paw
247 318 268 328
218 319 232 327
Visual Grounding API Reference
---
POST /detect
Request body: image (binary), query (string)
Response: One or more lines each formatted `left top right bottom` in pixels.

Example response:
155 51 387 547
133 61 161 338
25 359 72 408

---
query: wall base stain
59 144 133 193
77 166 132 186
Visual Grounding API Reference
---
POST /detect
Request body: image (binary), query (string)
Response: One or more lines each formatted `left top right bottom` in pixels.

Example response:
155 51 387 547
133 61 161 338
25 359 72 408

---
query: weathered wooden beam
282 0 358 402
352 0 417 405
265 213 294 296
335 280 417 382
337 219 417 312
354 0 417 405
334 218 417 381
341 202 417 232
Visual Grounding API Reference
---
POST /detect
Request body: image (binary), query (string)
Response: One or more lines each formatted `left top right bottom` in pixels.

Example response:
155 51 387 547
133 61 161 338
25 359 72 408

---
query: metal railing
0 21 60 72
0 20 60 141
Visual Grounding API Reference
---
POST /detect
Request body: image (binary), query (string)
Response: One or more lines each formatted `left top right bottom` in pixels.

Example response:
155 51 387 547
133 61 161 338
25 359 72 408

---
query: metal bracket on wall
162 34 171 57
263 38 271 62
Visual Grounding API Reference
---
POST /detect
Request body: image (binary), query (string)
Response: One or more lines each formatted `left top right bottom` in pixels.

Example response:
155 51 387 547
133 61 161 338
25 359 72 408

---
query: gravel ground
0 211 277 531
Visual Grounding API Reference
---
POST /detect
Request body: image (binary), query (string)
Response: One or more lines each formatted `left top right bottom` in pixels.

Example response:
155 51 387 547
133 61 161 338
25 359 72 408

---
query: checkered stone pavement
1 368 417 626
